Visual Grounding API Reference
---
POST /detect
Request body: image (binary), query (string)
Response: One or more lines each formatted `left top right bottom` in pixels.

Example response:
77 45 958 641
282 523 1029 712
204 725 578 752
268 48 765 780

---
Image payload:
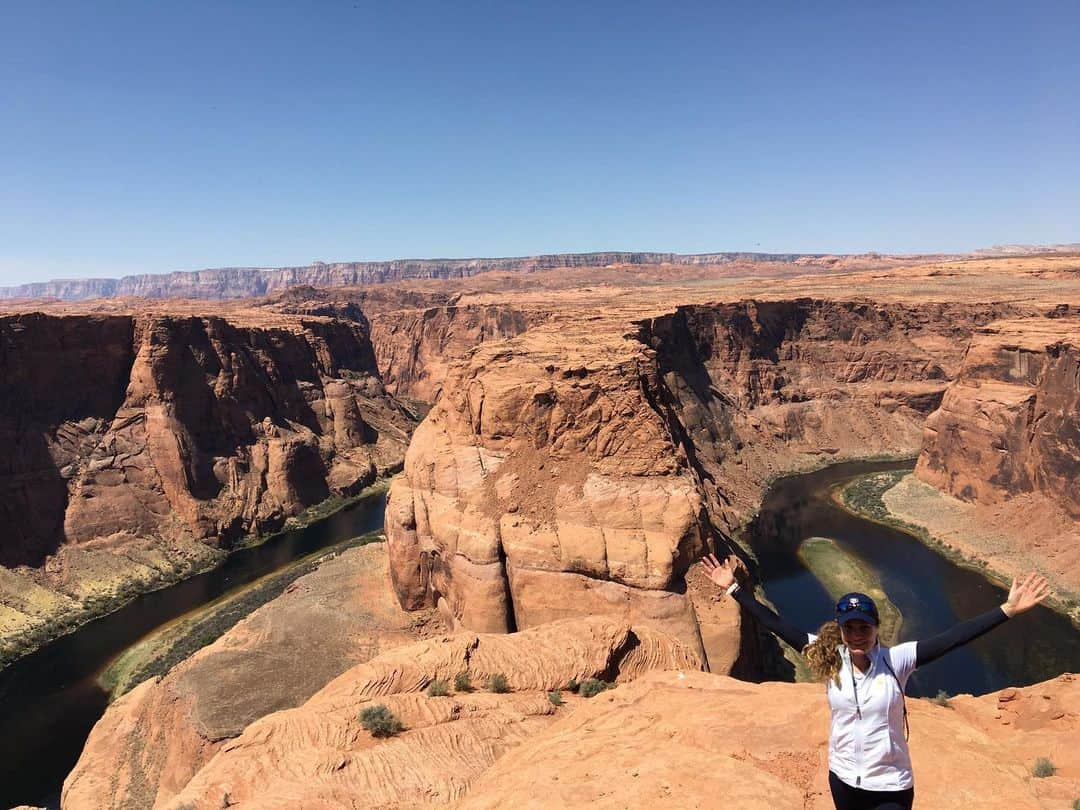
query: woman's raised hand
1002 572 1051 617
701 553 739 590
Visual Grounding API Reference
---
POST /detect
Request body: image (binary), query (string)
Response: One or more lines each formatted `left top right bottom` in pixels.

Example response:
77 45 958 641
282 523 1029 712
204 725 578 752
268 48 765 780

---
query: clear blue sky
2 1 1078 285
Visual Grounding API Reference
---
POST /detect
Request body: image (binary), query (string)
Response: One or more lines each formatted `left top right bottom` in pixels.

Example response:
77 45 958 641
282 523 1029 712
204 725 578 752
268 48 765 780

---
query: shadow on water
745 460 1080 698
0 490 388 810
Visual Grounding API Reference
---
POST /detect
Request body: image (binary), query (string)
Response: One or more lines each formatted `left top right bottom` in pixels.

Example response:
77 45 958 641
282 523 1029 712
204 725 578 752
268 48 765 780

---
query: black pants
829 771 914 810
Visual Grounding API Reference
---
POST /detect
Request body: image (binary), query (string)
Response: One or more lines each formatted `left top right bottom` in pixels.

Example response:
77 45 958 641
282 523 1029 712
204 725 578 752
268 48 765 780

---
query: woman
700 553 1050 810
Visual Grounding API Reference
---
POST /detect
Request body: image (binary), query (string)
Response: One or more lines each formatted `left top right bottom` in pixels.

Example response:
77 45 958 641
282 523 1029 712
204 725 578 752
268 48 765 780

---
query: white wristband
726 582 740 596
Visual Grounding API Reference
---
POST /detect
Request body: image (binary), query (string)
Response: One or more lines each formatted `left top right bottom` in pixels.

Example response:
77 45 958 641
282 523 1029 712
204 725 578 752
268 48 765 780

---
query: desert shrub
566 678 579 693
578 678 612 698
1032 757 1056 778
488 673 510 693
359 704 404 738
426 679 449 697
1072 798 1079 810
454 671 473 692
931 689 951 708
548 690 564 706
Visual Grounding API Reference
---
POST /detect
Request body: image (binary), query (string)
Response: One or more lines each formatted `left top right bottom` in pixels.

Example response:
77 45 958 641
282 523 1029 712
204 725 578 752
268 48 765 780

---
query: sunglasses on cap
835 593 880 624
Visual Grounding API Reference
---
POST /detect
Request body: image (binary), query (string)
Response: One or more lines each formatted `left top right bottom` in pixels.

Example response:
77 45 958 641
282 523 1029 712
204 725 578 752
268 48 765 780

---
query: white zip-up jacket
816 637 917 790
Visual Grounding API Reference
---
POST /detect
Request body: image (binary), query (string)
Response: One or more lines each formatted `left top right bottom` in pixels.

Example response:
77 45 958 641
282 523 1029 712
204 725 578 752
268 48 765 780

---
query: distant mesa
0 251 830 302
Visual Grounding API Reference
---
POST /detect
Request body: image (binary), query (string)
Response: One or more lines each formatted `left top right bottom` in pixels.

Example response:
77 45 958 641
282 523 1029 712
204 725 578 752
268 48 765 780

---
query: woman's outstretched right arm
700 554 811 650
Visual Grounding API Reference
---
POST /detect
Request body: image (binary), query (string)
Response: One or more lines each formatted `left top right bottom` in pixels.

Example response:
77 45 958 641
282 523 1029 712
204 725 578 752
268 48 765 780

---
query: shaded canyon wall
0 311 414 664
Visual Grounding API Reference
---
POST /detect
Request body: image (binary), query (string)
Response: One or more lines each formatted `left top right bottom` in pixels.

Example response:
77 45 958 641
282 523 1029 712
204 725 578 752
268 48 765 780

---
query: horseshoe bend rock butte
0 309 414 664
384 298 1017 656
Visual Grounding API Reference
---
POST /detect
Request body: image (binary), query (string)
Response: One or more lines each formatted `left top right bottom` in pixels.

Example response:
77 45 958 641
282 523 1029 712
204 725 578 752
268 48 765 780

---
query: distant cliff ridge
0 251 819 301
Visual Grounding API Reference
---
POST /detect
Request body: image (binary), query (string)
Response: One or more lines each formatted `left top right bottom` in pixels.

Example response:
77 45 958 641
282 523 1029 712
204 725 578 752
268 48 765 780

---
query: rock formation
384 299 1016 659
916 317 1080 517
0 309 415 665
61 543 442 810
367 304 550 402
0 251 827 302
147 616 704 810
71 604 1078 809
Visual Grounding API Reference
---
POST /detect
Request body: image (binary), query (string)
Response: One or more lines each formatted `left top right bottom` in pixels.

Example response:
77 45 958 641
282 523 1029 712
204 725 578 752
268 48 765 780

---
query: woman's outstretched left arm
915 572 1051 667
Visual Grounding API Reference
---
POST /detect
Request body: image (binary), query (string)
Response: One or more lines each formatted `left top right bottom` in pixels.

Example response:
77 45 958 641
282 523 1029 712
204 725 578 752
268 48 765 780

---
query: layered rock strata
0 310 414 664
73 603 1079 809
385 327 713 656
0 251 829 302
62 543 442 810
385 299 1014 657
916 317 1080 516
148 616 703 810
367 304 550 402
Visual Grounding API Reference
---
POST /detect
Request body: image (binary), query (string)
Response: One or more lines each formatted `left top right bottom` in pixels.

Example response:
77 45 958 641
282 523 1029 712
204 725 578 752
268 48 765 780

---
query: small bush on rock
454 672 473 692
566 678 579 693
426 679 449 697
359 704 404 738
1032 757 1056 778
931 690 951 708
548 690 564 706
488 673 510 693
578 678 612 698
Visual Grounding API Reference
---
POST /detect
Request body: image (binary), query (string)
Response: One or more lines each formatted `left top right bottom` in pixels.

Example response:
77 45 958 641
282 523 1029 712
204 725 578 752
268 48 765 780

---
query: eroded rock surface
157 617 703 809
0 309 414 664
917 317 1080 516
79 611 1077 810
368 303 549 402
461 671 1080 809
385 299 1014 658
62 543 440 810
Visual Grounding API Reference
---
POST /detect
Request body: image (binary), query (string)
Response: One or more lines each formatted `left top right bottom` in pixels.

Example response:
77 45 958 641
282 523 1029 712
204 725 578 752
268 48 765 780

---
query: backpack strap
879 651 910 741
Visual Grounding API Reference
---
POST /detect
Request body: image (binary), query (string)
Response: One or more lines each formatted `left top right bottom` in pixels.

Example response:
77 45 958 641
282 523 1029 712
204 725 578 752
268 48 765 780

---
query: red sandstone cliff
0 310 414 665
367 304 550 402
383 299 1015 660
917 317 1080 517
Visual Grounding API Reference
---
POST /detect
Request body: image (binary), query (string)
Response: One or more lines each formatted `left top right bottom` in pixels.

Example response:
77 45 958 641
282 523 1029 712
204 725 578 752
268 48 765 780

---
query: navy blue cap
835 592 880 626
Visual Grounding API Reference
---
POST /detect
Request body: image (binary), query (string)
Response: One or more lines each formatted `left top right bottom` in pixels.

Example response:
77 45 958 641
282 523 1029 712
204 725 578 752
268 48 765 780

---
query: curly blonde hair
803 620 843 687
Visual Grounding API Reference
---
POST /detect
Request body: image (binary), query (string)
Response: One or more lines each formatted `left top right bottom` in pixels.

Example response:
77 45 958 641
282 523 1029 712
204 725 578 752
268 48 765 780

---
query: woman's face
840 619 878 655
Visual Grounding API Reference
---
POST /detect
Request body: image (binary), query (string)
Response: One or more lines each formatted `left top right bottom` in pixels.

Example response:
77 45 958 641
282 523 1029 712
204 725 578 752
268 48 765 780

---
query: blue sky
1 1 1078 285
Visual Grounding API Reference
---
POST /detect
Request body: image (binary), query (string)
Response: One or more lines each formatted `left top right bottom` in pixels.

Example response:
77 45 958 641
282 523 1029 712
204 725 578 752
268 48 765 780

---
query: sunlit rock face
917 317 1080 517
385 298 1011 657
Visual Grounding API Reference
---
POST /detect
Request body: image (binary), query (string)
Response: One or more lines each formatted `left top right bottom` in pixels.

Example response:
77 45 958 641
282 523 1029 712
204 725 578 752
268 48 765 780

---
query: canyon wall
0 251 821 302
367 304 550 402
384 299 1014 658
916 317 1080 517
0 310 414 664
641 300 1017 530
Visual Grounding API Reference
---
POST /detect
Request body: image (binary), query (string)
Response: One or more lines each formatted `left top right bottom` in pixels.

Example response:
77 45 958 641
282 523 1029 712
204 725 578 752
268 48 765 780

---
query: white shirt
807 634 918 791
